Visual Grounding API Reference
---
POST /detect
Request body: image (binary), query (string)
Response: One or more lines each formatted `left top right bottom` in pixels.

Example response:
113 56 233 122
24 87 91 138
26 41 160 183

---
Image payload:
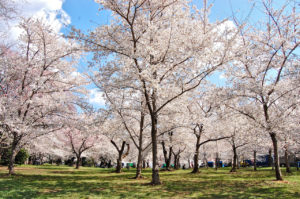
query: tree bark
192 135 201 173
150 111 161 185
215 152 219 170
116 154 122 173
135 108 145 179
8 150 17 175
270 133 283 180
8 136 19 175
75 155 81 169
231 146 237 172
135 147 143 178
173 153 180 170
142 159 146 169
268 148 273 169
253 150 257 171
111 140 129 173
172 149 183 170
176 156 180 170
284 147 291 173
173 154 177 169
161 141 172 171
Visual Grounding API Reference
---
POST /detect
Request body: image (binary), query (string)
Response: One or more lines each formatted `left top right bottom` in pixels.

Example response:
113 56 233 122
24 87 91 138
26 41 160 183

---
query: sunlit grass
0 165 299 198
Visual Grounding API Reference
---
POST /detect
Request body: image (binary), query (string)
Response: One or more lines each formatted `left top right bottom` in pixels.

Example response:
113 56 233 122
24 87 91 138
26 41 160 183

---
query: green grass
0 165 299 198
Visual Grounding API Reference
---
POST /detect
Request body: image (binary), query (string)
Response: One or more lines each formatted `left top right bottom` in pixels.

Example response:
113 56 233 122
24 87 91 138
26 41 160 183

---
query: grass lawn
0 165 299 199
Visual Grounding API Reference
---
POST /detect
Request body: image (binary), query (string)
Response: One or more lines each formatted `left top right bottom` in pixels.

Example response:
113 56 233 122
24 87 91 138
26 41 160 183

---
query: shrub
15 149 29 165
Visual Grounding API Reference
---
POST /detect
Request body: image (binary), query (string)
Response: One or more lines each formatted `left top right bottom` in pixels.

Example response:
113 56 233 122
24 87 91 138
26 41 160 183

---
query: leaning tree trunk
253 150 257 171
8 136 19 175
8 149 17 175
284 147 291 173
270 133 283 180
231 146 238 172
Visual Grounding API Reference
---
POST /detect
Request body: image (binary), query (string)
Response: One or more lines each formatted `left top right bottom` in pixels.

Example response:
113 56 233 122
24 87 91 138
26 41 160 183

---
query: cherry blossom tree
73 0 238 185
102 116 131 173
0 0 18 41
62 113 100 169
161 131 174 171
0 18 83 175
224 0 299 180
184 88 231 173
101 86 152 177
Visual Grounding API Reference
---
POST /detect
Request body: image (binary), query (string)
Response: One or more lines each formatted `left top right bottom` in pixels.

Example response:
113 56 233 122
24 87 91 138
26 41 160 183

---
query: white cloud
219 73 226 79
88 88 106 107
2 0 71 41
71 71 82 78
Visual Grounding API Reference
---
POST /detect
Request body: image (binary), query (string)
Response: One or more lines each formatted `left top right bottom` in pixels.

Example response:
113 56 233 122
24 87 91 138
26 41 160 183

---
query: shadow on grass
0 167 299 199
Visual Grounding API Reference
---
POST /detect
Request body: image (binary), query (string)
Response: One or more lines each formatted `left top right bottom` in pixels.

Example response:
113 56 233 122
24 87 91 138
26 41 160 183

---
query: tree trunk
268 148 273 169
116 154 122 173
135 147 143 178
166 147 172 170
161 141 172 171
192 135 200 173
176 156 180 169
173 154 177 169
173 153 180 170
192 153 199 173
270 133 283 180
142 160 146 169
8 137 18 175
111 140 129 173
8 150 17 175
150 111 161 185
135 107 145 179
284 148 291 173
215 152 219 171
253 150 257 171
231 146 237 172
75 156 81 169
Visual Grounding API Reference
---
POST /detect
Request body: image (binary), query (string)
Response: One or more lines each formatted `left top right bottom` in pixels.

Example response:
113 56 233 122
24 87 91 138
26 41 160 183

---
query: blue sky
61 0 293 34
61 0 260 32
